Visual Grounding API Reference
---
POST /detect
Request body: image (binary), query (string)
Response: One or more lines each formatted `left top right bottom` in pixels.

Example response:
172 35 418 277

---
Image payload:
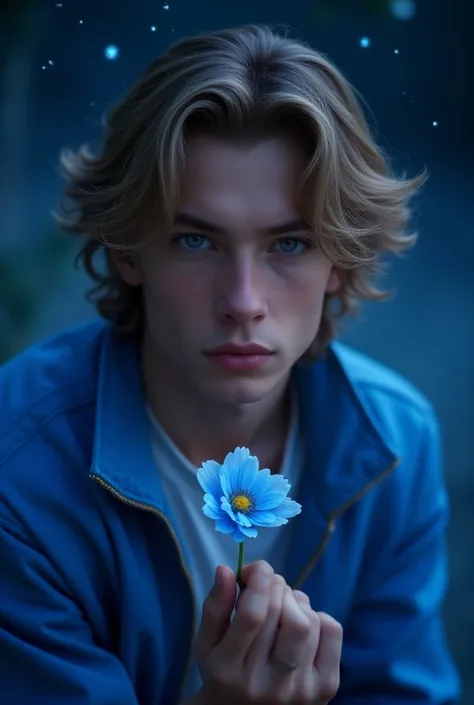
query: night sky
1 0 472 701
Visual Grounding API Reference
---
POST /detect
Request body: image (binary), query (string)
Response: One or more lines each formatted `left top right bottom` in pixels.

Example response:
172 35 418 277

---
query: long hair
55 24 426 357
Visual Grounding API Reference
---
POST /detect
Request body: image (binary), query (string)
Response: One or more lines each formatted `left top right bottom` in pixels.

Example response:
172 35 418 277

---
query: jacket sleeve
0 514 140 704
334 411 461 705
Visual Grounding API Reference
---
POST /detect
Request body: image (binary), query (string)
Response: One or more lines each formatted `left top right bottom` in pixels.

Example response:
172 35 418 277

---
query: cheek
267 263 331 356
268 262 330 317
142 268 209 322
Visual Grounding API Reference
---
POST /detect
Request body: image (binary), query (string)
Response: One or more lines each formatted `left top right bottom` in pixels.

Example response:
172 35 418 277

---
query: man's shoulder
330 342 437 456
332 341 432 413
0 320 107 465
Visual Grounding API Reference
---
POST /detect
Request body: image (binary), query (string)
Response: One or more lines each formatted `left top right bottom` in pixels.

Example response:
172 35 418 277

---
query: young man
0 24 460 705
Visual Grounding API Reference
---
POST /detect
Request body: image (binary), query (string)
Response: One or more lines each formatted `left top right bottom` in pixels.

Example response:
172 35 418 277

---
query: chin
200 374 285 406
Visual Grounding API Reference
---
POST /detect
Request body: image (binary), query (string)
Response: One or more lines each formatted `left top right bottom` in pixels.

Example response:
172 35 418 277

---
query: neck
140 339 292 471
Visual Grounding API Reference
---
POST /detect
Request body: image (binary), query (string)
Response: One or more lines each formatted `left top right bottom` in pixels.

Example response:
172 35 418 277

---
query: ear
111 251 143 287
326 268 340 295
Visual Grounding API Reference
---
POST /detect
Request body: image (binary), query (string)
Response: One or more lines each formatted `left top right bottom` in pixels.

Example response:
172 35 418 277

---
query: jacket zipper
291 458 400 590
90 474 196 704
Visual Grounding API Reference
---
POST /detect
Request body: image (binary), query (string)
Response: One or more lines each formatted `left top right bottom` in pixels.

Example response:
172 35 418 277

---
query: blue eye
176 234 212 251
272 238 307 254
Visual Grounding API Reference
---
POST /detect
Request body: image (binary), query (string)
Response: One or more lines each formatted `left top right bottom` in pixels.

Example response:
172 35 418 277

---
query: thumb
194 565 236 659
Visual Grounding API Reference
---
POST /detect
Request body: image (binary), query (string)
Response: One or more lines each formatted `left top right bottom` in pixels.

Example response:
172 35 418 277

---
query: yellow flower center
232 494 251 512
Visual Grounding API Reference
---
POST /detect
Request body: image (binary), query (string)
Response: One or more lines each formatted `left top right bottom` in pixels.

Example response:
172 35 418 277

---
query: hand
193 560 343 705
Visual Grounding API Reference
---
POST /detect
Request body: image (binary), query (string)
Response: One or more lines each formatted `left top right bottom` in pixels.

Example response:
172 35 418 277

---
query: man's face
118 135 339 406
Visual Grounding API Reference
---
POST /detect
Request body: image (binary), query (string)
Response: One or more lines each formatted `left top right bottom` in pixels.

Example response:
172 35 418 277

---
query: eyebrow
173 212 312 236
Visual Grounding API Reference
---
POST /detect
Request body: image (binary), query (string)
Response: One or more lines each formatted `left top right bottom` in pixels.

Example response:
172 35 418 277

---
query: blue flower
197 446 302 543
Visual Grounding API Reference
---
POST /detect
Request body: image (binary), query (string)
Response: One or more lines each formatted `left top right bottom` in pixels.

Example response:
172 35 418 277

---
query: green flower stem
236 541 245 590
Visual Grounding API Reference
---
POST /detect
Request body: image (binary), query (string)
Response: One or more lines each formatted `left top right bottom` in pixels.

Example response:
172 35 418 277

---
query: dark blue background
1 0 472 701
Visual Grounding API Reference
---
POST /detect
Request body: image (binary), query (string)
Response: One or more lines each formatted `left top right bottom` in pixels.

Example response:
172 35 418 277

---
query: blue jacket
0 321 460 704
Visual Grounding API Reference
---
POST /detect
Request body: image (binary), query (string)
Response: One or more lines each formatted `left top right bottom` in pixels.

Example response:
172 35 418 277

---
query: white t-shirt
146 393 304 698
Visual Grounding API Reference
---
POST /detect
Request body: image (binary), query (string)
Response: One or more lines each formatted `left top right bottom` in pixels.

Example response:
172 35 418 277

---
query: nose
216 253 268 325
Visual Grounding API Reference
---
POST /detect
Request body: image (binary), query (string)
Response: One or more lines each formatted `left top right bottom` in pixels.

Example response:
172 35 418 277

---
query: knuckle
320 671 341 700
293 589 310 605
308 610 322 636
213 667 233 687
294 683 314 704
253 559 274 576
287 613 311 639
238 604 267 630
267 596 282 622
206 655 237 686
267 582 284 618
269 691 290 705
319 612 343 638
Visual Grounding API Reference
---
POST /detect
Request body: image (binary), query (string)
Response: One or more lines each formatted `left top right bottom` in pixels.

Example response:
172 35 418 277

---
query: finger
293 589 310 606
194 565 237 659
240 560 274 586
274 573 287 588
313 612 343 700
271 588 311 669
218 561 274 662
236 561 278 607
293 592 321 669
245 580 284 665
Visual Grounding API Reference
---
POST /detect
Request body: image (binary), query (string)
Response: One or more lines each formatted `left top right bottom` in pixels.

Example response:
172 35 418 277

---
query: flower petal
220 447 259 497
236 512 252 528
221 496 236 519
247 510 278 526
198 448 301 540
267 473 292 495
269 516 288 526
248 467 272 496
271 497 302 519
254 489 289 511
202 503 221 521
239 525 258 538
219 470 232 501
214 515 236 534
231 525 247 542
231 524 258 541
197 460 222 498
203 493 221 513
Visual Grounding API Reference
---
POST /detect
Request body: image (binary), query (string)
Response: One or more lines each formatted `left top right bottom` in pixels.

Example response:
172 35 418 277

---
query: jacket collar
286 351 398 587
293 347 397 517
91 326 172 516
91 326 398 584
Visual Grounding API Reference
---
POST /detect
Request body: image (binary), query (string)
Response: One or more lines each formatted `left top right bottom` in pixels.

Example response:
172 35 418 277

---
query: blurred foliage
0 0 34 23
0 0 38 53
0 233 76 363
0 0 68 364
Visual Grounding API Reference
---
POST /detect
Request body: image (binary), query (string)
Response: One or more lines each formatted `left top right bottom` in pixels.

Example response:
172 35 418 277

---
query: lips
204 343 273 371
206 343 272 356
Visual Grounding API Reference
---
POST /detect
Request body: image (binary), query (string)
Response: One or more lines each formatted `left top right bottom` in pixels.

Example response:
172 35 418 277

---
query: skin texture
192 561 343 705
115 137 344 703
116 135 339 469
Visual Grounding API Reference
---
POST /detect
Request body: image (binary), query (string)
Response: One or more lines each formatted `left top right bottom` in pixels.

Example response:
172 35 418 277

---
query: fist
194 561 343 705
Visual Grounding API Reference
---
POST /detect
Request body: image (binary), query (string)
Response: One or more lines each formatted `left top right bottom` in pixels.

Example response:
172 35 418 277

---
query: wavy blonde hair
56 24 426 358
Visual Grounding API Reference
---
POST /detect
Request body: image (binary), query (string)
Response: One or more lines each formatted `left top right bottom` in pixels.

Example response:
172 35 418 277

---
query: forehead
178 135 308 227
